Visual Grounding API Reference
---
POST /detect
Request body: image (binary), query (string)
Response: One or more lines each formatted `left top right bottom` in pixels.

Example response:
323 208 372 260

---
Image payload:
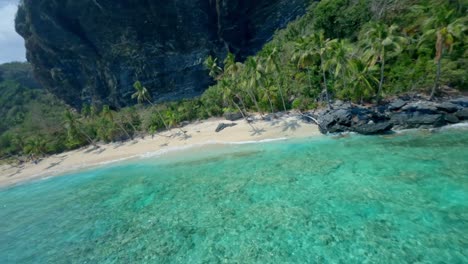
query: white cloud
0 1 26 63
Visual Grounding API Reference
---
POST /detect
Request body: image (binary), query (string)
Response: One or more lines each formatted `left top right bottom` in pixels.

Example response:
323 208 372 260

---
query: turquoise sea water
1 128 468 263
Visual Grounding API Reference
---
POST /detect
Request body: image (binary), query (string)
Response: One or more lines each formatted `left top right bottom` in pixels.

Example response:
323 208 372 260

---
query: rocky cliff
15 0 309 109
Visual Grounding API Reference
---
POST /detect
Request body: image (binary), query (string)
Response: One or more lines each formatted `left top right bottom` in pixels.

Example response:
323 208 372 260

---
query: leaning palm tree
419 5 466 99
220 79 255 130
102 105 132 140
223 53 257 115
132 81 170 132
360 23 407 102
63 110 97 148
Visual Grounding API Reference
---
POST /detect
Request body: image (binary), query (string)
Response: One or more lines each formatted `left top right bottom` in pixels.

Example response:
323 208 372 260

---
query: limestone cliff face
15 0 308 108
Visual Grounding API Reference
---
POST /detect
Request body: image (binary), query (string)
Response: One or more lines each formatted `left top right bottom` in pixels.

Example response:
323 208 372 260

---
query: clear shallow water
1 129 468 263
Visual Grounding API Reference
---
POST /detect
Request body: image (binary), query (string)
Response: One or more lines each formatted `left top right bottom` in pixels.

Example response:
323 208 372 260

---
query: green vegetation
1 0 466 162
202 0 466 109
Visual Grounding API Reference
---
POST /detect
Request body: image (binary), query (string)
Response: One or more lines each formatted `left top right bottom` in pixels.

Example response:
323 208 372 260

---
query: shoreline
0 113 321 188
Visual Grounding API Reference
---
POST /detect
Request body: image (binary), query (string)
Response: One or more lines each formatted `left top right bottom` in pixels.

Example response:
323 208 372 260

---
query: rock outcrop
15 0 309 109
309 97 468 135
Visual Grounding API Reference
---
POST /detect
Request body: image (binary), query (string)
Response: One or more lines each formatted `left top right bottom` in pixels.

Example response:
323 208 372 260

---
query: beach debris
215 123 237 132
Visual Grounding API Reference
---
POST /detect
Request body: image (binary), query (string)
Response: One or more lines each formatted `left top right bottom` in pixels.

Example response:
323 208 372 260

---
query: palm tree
294 31 336 108
245 57 267 114
24 136 47 163
132 81 170 132
346 58 379 103
219 79 255 129
264 47 287 111
326 39 352 91
419 5 466 99
81 103 91 118
121 107 141 138
102 105 132 140
204 55 223 80
223 53 259 117
63 110 97 148
360 23 406 102
293 36 316 90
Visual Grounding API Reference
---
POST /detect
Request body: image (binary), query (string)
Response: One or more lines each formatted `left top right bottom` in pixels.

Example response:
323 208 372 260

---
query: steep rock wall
15 0 308 108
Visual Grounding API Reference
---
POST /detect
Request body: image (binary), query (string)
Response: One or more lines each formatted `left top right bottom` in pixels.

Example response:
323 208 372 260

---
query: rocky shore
305 96 468 135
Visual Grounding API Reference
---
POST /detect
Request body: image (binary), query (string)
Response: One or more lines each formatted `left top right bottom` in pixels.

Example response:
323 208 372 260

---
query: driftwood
300 112 319 125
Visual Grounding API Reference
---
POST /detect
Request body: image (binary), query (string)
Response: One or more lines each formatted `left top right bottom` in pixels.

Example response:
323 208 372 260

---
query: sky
0 0 26 64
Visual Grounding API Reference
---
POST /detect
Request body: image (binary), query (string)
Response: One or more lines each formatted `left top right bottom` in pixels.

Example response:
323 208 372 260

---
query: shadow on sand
282 119 301 132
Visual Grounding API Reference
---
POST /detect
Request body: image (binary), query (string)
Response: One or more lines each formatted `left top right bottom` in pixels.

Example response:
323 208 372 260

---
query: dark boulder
444 114 459 123
318 107 392 134
224 112 243 121
455 109 468 120
333 109 353 125
401 101 438 114
407 113 445 128
317 109 353 134
436 102 459 113
316 97 467 135
391 112 445 128
388 99 407 111
353 121 393 135
451 97 468 108
215 123 237 133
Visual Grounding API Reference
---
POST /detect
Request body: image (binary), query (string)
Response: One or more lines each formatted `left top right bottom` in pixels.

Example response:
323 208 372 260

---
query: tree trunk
277 78 287 112
307 67 313 90
320 55 331 109
147 99 171 132
116 121 133 140
431 57 442 100
263 86 275 114
377 52 385 103
127 119 141 139
232 98 255 130
247 89 263 116
79 128 98 148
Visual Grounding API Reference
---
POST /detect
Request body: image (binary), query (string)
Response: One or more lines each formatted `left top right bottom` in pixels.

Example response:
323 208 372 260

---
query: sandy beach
0 113 320 187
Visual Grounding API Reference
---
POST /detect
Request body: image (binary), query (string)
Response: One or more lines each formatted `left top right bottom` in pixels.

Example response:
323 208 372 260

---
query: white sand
0 113 320 187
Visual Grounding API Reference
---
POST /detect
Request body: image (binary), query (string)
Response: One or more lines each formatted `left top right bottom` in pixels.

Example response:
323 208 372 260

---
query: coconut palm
121 107 141 138
102 105 132 140
63 110 97 148
132 81 170 132
264 47 287 111
293 35 316 89
293 31 336 108
219 79 255 129
360 23 407 102
419 5 466 99
204 55 223 80
223 52 242 77
346 58 379 103
223 53 253 112
24 136 47 163
326 39 353 90
245 57 267 114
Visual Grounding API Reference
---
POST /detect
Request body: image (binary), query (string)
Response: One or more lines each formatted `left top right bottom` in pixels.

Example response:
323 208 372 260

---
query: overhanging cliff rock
15 0 309 109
